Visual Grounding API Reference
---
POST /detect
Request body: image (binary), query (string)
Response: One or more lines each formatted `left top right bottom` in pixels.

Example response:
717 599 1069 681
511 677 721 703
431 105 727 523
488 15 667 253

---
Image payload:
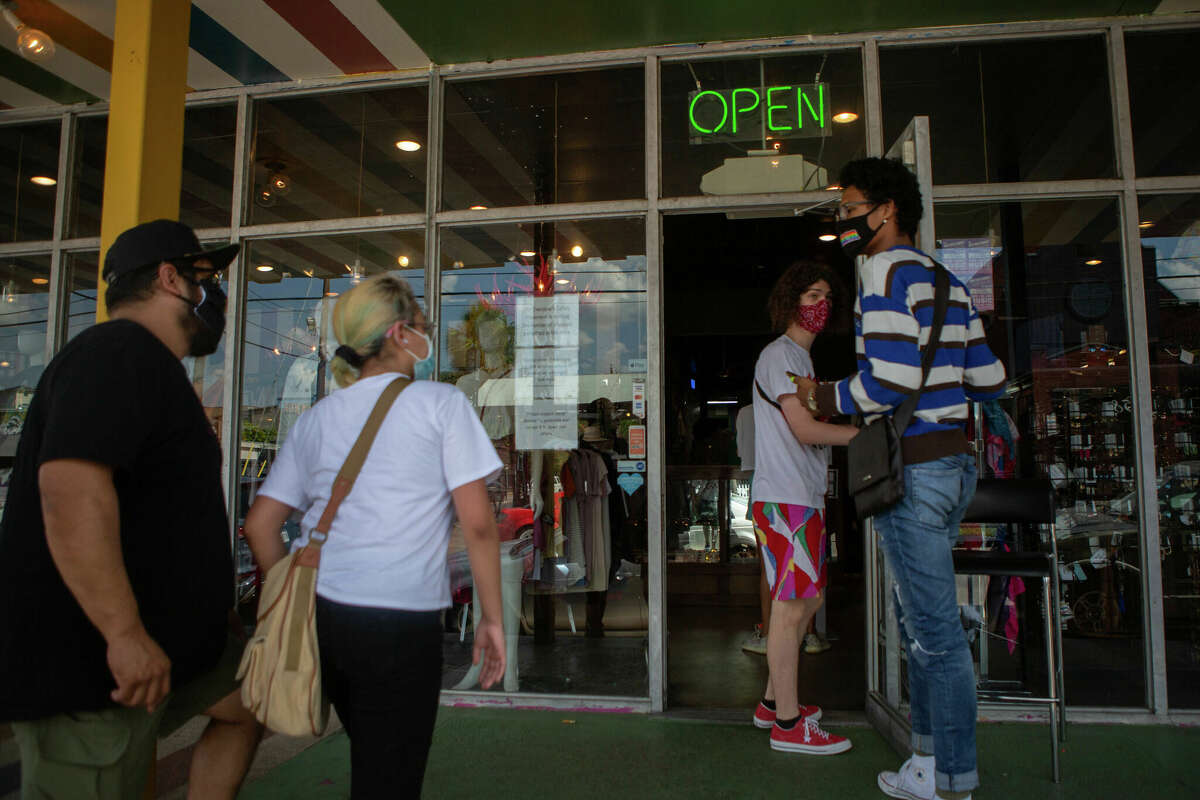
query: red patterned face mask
796 298 831 334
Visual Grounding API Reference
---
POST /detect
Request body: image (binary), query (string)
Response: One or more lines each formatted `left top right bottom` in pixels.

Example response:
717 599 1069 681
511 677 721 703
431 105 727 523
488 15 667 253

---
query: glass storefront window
0 254 51 513
65 251 98 343
0 122 61 242
661 51 865 198
248 87 428 225
438 218 648 695
235 230 426 537
70 105 240 237
882 37 1116 185
934 198 1144 706
1126 30 1200 178
442 68 644 210
1137 193 1200 708
179 103 238 229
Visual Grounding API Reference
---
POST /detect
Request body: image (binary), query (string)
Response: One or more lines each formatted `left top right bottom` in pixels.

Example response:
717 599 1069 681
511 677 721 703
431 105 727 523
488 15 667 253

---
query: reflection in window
249 87 428 225
1137 193 1200 708
883 37 1115 185
65 251 98 343
438 219 649 696
1126 30 1200 179
442 68 644 210
69 105 239 236
0 122 61 242
0 255 50 443
180 103 238 229
662 51 865 197
935 198 1144 706
237 231 425 535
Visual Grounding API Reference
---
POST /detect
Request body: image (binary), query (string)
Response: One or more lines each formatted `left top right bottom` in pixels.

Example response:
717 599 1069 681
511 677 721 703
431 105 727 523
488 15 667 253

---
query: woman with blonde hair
243 273 505 798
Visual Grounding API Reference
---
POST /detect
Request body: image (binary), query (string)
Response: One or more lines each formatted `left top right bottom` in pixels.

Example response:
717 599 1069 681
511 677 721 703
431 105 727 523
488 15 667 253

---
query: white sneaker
878 758 935 800
741 627 767 655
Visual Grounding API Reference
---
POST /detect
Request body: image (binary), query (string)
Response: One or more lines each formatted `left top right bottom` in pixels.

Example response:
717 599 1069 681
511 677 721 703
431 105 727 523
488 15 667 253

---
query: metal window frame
2 10 1198 716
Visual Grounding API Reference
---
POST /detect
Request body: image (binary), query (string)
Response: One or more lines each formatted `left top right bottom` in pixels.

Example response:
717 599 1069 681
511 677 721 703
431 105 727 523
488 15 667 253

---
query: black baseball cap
103 219 240 286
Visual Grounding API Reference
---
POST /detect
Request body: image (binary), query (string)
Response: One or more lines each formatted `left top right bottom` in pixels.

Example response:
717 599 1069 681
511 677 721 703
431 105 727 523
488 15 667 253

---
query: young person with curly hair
750 260 858 755
792 158 1006 800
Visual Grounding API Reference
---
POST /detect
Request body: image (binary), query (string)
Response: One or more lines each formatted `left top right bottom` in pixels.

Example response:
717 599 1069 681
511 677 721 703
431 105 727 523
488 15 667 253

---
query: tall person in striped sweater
792 158 1007 800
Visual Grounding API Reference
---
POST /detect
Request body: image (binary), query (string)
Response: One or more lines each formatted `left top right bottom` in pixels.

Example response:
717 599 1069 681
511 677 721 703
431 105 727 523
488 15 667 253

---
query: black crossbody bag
846 264 950 518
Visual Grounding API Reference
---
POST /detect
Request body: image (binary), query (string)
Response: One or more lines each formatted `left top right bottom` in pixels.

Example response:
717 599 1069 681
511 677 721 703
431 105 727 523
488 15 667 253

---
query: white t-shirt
258 373 502 611
751 335 829 509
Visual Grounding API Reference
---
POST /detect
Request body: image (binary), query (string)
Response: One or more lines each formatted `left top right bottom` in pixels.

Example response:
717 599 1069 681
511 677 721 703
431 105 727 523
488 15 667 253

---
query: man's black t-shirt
0 320 233 721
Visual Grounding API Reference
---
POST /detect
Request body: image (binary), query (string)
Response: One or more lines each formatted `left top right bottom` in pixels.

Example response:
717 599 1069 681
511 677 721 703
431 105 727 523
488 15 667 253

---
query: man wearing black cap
0 220 262 799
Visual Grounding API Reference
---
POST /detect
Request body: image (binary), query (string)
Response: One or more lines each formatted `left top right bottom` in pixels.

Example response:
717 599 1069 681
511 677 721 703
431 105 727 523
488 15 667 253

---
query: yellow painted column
96 0 192 320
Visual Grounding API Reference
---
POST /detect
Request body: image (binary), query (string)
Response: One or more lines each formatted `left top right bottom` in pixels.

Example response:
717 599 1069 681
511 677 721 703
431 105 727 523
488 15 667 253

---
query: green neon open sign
688 83 831 143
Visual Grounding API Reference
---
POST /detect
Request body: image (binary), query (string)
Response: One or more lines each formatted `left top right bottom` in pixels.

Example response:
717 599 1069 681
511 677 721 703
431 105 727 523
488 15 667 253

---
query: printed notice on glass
514 347 578 405
515 295 580 348
516 293 580 450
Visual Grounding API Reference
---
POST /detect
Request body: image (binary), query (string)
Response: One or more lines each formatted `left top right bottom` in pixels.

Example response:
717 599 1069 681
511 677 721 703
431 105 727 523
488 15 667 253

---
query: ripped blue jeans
874 453 978 794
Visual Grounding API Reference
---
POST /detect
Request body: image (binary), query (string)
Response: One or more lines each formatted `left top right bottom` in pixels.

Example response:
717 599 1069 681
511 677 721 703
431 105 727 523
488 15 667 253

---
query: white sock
911 753 935 774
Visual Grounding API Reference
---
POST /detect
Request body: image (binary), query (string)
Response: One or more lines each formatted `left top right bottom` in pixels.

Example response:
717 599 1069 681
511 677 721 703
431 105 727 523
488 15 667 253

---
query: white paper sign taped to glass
515 294 580 348
514 347 579 406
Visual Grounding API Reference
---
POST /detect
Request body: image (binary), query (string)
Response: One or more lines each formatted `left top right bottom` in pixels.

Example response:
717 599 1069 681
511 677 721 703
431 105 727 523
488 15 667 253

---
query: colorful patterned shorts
752 502 827 601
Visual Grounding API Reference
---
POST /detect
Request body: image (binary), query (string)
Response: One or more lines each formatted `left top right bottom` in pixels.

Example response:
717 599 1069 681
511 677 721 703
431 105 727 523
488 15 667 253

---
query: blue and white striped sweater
823 246 1006 437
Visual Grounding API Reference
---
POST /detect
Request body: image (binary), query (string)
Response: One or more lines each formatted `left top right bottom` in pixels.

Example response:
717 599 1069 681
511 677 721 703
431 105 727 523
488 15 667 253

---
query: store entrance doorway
662 210 866 713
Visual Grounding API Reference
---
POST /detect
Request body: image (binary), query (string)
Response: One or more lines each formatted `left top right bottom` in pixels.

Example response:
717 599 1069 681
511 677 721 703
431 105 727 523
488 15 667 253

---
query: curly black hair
767 261 841 333
837 157 923 238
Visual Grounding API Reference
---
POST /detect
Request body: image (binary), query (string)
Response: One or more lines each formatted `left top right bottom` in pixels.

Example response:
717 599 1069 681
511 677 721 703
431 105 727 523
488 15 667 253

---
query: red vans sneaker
769 716 852 754
753 702 822 729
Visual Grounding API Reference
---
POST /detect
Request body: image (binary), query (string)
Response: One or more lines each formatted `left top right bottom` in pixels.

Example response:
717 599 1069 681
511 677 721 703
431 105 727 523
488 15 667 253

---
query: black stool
952 478 1065 782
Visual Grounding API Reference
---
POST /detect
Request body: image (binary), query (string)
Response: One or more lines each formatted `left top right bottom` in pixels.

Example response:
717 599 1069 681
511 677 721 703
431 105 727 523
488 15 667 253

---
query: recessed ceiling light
0 361 8 367
832 112 859 124
469 204 488 210
325 290 338 297
1085 259 1102 266
31 277 48 284
453 260 464 269
818 234 838 242
826 184 842 191
256 264 274 272
556 278 570 285
1138 220 1154 229
570 245 583 258
272 347 281 355
520 250 536 258
30 176 56 186
397 255 410 267
395 140 421 152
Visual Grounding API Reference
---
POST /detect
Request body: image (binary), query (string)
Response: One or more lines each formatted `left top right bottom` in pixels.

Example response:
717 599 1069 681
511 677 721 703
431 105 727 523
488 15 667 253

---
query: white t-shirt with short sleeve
751 335 830 509
258 373 502 611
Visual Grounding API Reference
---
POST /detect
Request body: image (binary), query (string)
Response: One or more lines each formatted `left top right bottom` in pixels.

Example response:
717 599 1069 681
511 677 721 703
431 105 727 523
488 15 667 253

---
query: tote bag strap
310 375 411 549
892 264 950 437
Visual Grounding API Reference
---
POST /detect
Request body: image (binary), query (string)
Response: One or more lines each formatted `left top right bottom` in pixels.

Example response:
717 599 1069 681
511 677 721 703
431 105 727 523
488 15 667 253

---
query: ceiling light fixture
348 259 364 285
397 255 410 267
818 234 838 242
395 140 421 152
256 264 274 272
832 111 858 124
325 290 338 297
1138 220 1154 229
1 280 14 303
470 204 488 210
264 161 292 197
1085 259 1102 266
2 4 54 63
570 245 583 258
0 361 8 367
31 277 48 284
30 176 55 186
826 184 842 191
556 278 570 285
520 250 536 258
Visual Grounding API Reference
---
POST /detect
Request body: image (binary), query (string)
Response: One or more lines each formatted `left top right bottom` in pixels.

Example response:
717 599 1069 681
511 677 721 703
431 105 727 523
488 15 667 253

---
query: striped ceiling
0 0 1194 111
0 0 430 109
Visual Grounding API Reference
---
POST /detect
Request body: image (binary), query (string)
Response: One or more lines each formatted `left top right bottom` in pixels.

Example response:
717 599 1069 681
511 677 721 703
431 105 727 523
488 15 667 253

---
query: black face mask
835 204 881 259
174 274 227 357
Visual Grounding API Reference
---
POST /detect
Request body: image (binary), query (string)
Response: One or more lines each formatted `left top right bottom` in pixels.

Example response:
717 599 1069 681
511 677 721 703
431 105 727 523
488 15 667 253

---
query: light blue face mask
403 325 435 381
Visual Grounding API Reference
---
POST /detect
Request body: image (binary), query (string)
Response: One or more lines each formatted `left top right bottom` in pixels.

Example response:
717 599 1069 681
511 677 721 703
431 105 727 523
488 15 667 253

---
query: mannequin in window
455 311 514 441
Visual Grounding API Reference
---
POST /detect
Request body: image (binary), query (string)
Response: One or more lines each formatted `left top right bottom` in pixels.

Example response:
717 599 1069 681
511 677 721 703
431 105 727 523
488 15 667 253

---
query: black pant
315 596 443 799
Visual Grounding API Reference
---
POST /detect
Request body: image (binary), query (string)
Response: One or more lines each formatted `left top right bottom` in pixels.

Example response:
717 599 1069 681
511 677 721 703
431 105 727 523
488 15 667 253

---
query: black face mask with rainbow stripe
835 204 881 259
